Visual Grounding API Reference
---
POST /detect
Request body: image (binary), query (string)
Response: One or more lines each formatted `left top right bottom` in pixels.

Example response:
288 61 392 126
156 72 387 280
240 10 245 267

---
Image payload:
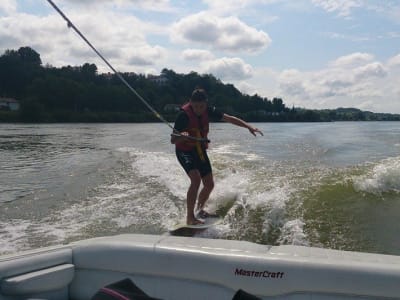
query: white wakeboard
169 217 222 236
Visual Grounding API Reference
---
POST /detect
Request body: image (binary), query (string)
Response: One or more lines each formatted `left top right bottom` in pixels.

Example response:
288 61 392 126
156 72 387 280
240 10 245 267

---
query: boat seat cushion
1 264 74 295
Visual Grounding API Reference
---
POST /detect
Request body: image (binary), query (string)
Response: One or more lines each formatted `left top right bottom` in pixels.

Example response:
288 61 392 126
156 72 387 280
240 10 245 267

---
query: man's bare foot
196 209 219 219
187 218 204 225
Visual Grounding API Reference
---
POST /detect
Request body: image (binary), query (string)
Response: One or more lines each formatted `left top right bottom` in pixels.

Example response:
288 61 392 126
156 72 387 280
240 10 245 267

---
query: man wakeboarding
171 87 263 225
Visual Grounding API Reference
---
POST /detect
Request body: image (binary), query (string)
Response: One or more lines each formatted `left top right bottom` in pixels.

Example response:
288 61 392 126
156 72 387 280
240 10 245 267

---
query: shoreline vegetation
1 47 400 123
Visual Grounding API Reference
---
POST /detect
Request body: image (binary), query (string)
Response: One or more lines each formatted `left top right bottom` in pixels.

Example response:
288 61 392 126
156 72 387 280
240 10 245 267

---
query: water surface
1 122 400 255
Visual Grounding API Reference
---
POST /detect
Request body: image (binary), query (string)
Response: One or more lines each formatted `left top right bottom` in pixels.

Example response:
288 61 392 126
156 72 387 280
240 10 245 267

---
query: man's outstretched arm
222 114 264 137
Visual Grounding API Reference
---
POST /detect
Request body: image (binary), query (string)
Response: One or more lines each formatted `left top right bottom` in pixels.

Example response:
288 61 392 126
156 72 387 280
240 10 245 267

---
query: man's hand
222 114 264 137
248 127 264 137
171 131 197 146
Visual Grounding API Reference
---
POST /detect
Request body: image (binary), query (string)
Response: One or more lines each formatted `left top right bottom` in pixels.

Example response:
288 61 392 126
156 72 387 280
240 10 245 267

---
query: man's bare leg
186 170 204 225
196 172 214 212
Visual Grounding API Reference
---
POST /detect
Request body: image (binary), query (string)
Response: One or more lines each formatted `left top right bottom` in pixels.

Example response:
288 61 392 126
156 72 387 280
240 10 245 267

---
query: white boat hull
1 234 400 299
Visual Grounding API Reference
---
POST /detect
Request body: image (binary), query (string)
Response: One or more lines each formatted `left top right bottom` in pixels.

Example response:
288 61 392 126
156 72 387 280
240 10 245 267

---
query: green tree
3 47 397 123
0 47 42 98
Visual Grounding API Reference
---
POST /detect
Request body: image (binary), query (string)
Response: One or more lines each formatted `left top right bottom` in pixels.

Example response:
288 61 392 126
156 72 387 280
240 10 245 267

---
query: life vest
176 103 209 156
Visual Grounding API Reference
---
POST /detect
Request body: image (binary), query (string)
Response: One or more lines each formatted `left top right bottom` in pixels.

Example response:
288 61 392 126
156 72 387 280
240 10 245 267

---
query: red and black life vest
175 102 209 152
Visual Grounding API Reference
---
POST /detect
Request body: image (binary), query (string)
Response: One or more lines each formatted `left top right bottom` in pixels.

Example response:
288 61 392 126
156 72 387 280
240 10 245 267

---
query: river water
1 122 400 256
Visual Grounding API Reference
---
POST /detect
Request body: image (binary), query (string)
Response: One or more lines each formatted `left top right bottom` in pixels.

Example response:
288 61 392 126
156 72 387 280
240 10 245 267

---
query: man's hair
191 88 208 102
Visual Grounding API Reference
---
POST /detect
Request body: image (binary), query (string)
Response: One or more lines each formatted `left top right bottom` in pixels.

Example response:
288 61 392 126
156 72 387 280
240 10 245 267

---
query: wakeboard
169 217 222 236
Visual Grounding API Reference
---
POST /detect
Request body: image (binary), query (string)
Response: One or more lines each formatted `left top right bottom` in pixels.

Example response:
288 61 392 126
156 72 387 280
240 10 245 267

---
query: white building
163 104 181 112
147 74 168 85
0 97 20 111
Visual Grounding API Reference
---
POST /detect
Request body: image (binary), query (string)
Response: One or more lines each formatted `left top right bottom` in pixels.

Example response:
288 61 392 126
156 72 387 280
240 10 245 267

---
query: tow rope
45 0 209 143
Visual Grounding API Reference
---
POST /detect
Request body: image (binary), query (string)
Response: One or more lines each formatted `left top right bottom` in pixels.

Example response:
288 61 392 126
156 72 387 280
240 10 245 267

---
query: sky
0 0 400 113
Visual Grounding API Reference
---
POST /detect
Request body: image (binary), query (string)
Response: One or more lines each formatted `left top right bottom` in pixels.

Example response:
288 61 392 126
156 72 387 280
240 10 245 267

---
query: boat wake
353 156 400 195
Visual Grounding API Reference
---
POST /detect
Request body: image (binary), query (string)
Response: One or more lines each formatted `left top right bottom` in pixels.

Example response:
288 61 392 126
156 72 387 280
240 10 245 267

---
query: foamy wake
129 148 250 232
0 220 32 254
124 145 302 246
353 156 400 195
278 219 309 246
0 146 310 255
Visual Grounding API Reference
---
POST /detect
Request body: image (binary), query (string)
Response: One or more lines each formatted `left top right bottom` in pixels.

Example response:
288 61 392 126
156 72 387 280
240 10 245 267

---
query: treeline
1 47 399 123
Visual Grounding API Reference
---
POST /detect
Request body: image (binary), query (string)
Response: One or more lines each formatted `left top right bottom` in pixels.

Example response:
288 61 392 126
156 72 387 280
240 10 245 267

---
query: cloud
279 69 308 98
236 81 256 95
171 12 271 53
182 49 214 61
0 0 17 15
311 0 362 17
202 0 251 11
330 52 374 68
0 0 16 15
203 57 253 80
363 2 400 24
202 0 281 14
323 31 371 42
60 0 173 12
354 62 387 80
128 45 166 66
0 13 61 53
388 54 400 68
277 52 393 111
203 0 255 10
0 7 167 73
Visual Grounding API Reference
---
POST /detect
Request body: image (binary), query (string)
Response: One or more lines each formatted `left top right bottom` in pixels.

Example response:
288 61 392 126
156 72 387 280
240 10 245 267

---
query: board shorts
176 148 212 178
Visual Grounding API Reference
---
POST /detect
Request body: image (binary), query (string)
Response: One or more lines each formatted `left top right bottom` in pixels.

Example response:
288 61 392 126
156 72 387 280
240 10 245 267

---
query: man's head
190 88 208 116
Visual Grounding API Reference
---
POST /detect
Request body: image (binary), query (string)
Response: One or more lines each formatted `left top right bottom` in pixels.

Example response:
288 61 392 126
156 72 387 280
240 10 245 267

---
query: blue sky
1 0 399 113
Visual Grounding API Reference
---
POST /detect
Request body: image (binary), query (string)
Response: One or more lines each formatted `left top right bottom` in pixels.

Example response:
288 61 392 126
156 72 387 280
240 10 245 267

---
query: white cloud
201 0 281 26
236 81 256 95
329 52 374 68
322 31 369 42
171 12 271 53
311 0 362 17
363 2 400 24
202 0 250 11
61 0 173 12
245 67 280 98
203 57 253 80
128 45 166 66
276 53 396 111
182 49 214 61
0 0 16 15
0 8 167 73
0 13 62 54
279 69 308 98
354 62 387 80
388 54 400 68
202 0 282 13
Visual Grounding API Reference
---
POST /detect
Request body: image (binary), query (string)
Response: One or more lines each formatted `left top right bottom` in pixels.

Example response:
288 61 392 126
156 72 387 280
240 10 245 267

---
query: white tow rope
45 0 209 143
47 0 180 131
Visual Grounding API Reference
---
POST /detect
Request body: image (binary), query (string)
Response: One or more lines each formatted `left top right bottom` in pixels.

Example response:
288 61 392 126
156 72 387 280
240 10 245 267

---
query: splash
353 156 400 195
278 219 309 246
0 220 31 254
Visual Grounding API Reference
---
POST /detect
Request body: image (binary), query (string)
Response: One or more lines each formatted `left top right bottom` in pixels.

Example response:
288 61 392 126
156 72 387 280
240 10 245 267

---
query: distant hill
310 107 400 121
1 47 400 123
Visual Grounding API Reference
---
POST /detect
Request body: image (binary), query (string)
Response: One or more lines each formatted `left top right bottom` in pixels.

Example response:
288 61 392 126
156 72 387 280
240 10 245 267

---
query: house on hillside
164 104 181 113
147 74 168 85
0 97 20 111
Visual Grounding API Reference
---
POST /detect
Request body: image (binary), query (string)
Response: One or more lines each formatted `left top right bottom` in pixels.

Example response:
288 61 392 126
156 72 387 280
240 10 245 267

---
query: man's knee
189 171 201 188
206 180 214 191
203 176 214 191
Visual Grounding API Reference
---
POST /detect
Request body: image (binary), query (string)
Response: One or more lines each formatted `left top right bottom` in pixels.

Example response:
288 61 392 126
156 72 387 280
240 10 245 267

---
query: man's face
190 101 207 116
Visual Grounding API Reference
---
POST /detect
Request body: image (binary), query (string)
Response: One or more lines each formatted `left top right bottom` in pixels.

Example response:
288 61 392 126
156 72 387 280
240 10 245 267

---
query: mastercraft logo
235 268 285 279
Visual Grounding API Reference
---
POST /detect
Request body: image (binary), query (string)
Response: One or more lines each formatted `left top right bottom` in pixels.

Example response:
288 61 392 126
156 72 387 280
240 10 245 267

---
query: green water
1 122 400 255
